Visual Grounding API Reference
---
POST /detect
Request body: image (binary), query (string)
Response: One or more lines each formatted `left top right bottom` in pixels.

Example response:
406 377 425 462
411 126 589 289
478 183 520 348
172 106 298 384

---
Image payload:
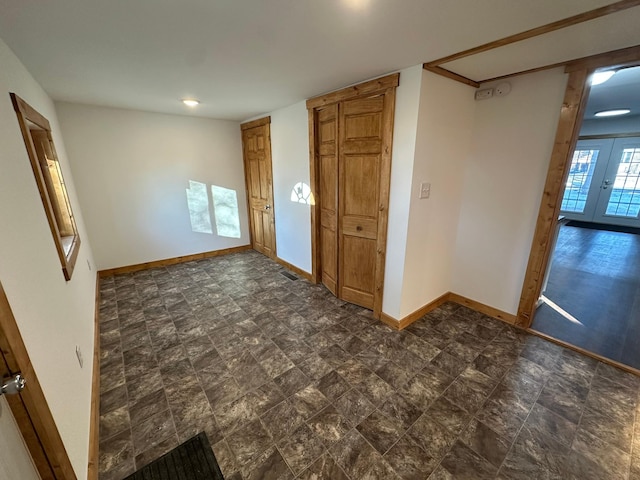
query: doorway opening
526 63 640 369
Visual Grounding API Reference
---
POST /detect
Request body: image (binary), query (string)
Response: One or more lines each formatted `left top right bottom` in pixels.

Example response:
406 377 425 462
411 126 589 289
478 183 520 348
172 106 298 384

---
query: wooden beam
478 61 567 85
516 69 591 328
425 0 640 67
422 65 480 88
306 73 399 110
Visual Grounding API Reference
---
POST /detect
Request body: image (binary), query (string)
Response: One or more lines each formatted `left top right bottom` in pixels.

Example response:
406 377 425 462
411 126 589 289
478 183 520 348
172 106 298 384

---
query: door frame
307 73 399 319
516 45 640 328
240 116 277 259
0 280 76 479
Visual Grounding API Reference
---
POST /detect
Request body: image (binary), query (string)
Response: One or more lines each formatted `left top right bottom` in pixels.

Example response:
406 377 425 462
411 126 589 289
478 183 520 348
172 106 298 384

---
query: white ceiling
0 0 635 121
585 65 640 120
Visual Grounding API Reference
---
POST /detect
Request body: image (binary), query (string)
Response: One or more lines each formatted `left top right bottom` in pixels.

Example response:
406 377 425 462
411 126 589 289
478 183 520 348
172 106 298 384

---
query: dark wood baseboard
448 293 517 324
87 274 100 480
380 291 517 330
380 292 452 330
98 245 252 277
274 256 312 281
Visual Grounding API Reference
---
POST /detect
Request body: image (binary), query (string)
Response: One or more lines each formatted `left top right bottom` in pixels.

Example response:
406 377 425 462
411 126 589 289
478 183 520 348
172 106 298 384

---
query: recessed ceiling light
591 70 616 86
182 99 200 107
594 109 631 117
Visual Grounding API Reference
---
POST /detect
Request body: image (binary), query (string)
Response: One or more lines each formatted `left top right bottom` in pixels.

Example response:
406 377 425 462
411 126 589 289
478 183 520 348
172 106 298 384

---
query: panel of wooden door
317 105 339 295
338 95 385 309
242 121 276 258
0 283 61 480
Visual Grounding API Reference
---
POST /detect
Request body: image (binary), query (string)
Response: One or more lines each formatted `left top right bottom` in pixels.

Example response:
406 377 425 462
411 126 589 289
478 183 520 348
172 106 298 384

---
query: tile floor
98 250 640 480
532 224 640 368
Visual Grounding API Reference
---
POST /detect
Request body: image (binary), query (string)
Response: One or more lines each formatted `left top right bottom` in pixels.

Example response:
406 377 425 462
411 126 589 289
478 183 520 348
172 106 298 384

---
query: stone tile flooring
98 250 640 480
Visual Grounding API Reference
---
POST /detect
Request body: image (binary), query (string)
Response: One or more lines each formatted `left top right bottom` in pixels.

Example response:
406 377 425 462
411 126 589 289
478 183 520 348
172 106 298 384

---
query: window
10 93 80 280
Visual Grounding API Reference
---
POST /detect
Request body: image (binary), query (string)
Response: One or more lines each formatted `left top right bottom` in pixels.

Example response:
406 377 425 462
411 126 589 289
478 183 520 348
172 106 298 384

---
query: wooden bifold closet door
308 73 398 318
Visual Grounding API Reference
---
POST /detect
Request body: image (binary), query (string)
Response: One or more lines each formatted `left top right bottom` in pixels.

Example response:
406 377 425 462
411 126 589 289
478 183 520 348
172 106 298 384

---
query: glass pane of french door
560 139 612 220
605 145 640 217
594 138 640 227
561 148 599 213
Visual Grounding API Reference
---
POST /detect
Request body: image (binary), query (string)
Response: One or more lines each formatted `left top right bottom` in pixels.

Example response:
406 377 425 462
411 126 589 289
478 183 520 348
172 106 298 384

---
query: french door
561 137 640 227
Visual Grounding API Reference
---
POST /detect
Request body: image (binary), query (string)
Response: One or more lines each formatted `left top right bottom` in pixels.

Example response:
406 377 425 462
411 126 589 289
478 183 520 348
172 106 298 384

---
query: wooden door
0 396 41 480
308 73 398 318
0 281 74 479
241 118 276 258
317 105 339 295
338 95 386 310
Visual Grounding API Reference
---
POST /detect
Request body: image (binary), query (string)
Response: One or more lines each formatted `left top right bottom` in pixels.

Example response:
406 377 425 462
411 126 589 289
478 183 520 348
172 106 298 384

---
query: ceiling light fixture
594 109 631 117
591 70 616 86
182 99 200 107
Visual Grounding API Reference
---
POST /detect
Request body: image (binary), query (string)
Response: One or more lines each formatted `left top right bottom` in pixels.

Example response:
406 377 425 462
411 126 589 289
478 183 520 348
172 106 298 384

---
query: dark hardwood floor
532 223 640 369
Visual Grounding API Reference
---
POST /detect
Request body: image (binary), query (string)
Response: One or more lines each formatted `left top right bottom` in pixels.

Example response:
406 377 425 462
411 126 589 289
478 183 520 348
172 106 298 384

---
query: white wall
0 38 96 478
580 115 640 136
270 101 312 272
56 103 249 270
398 70 476 318
381 65 423 318
452 68 568 314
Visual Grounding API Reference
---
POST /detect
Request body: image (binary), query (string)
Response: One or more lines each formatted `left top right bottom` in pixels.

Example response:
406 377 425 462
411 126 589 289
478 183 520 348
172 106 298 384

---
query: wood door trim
87 274 100 480
241 116 271 130
0 281 76 479
308 109 320 284
516 69 591 327
372 87 396 318
425 0 640 68
518 48 640 328
306 73 399 110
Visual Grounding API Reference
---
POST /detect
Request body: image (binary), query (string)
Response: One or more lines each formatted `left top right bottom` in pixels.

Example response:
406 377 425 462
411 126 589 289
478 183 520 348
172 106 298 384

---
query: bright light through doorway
539 295 584 327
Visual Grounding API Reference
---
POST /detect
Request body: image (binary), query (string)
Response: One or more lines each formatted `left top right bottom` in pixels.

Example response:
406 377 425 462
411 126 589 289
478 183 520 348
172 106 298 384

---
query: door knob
1 374 26 396
602 179 611 190
265 205 271 210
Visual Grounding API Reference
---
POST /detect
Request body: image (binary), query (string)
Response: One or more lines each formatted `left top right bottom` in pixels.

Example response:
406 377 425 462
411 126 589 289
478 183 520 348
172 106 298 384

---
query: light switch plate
419 182 431 199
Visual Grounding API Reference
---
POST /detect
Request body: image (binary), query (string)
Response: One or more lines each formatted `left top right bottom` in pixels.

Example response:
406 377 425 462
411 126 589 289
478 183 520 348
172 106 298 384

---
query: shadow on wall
186 180 241 238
